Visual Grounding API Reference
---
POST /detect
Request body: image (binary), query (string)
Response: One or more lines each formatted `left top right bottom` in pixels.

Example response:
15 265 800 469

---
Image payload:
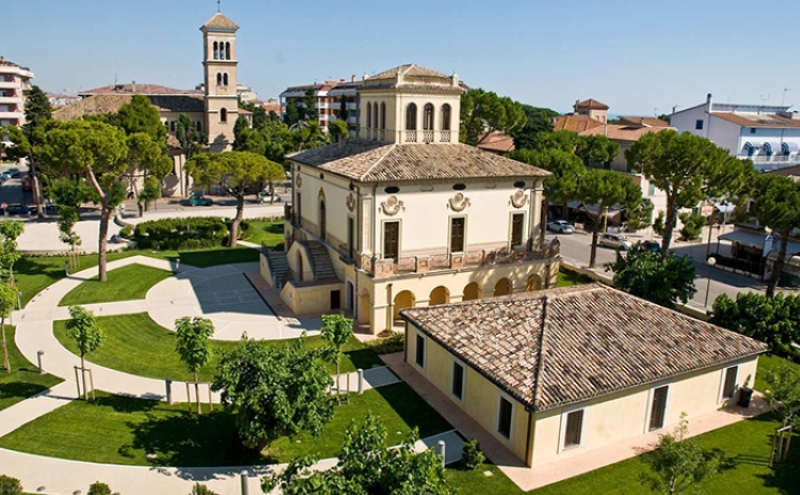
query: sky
5 0 800 115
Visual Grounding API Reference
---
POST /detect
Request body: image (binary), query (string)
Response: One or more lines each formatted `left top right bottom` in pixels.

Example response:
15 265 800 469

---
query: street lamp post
704 256 717 307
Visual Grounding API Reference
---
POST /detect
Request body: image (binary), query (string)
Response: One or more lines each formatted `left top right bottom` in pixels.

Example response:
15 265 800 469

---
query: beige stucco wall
406 323 531 463
530 355 759 467
280 280 345 316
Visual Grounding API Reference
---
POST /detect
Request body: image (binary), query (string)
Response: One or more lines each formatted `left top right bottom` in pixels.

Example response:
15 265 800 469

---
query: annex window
383 221 399 260
511 213 524 246
695 119 704 130
498 397 513 439
452 361 465 400
450 217 465 253
373 102 379 129
649 386 669 431
423 103 434 130
722 366 738 399
406 103 417 130
169 121 176 133
563 410 584 449
380 102 386 129
441 104 451 131
366 103 372 129
750 128 757 134
415 334 425 367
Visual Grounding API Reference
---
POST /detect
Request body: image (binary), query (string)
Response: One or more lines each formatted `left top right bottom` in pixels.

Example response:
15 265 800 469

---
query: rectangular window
498 397 513 439
564 410 584 448
695 119 704 130
649 386 669 431
170 121 176 132
511 213 524 246
383 221 400 260
452 362 465 400
296 193 302 224
450 217 465 252
648 183 656 196
750 128 757 134
722 366 738 399
415 334 425 367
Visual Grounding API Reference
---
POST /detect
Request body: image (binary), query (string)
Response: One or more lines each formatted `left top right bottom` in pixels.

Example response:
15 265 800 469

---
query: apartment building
0 57 34 127
280 77 361 134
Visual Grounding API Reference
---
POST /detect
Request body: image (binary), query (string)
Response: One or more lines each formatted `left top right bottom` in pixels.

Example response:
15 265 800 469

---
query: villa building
261 64 561 335
400 284 767 468
0 57 34 128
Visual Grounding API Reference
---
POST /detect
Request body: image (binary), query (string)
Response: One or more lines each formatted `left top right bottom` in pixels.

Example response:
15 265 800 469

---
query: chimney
132 80 137 93
574 99 580 114
706 93 713 113
363 72 369 81
452 71 459 88
351 74 356 83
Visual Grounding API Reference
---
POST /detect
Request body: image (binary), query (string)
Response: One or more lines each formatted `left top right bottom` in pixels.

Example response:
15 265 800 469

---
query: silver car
598 233 632 250
546 220 575 234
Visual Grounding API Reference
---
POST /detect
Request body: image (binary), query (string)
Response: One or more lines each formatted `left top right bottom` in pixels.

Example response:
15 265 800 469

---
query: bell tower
201 12 239 151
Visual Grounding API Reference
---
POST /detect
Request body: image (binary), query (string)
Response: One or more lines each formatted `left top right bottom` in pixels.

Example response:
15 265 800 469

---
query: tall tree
320 314 353 402
509 148 585 219
176 113 205 160
511 105 558 150
292 121 329 151
21 85 51 217
187 151 283 246
639 415 722 495
37 120 129 282
175 317 215 415
711 292 800 356
460 88 526 145
252 106 268 130
578 170 642 268
338 96 349 122
528 129 581 153
263 415 453 495
608 245 697 308
116 94 167 144
752 174 800 298
284 100 300 127
626 131 752 254
328 119 349 143
302 87 319 122
233 115 250 148
125 132 171 216
66 305 103 399
212 335 334 452
0 221 24 286
576 134 620 166
0 282 16 373
233 126 267 155
763 364 800 427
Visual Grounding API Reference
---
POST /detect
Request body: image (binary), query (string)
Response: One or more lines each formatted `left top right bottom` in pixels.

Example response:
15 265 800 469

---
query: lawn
0 383 452 467
754 353 800 392
0 326 62 412
15 246 260 308
58 264 173 306
556 269 592 288
242 220 284 249
52 313 384 382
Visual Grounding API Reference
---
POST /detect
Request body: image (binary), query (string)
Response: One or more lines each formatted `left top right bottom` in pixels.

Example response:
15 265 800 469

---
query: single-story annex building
400 284 768 468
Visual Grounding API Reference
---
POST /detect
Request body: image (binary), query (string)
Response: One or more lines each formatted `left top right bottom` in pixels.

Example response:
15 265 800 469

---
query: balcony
402 129 451 144
362 240 561 278
0 81 18 89
740 153 800 171
0 96 22 105
0 111 23 120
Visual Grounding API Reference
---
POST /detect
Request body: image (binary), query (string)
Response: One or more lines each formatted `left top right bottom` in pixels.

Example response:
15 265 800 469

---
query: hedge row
130 217 251 250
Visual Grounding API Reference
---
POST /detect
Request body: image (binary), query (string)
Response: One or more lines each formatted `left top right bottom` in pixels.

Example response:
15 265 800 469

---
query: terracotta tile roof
362 64 462 93
202 12 239 30
619 116 670 128
53 94 204 121
580 124 674 142
575 98 609 110
712 112 800 129
290 140 550 183
369 64 449 80
401 284 767 411
553 115 604 133
476 132 516 153
79 84 202 96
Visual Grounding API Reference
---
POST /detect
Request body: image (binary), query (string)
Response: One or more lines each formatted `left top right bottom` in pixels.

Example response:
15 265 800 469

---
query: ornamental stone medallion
510 189 528 208
448 192 471 212
380 195 404 216
296 174 302 188
346 192 356 212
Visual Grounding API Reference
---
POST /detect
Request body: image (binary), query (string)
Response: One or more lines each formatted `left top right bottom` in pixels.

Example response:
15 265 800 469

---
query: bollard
240 469 249 495
64 261 69 276
175 258 181 271
16 291 21 310
438 440 446 468
165 379 173 404
357 368 364 394
37 350 45 374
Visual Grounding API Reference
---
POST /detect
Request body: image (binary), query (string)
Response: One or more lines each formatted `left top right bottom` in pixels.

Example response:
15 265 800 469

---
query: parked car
598 233 632 251
189 192 213 207
258 189 282 203
3 204 32 215
546 220 575 234
640 240 661 253
0 173 11 183
7 168 20 178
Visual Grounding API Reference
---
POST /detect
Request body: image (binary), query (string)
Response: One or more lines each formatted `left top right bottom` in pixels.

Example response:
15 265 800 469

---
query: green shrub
119 225 133 239
652 210 665 237
678 213 706 241
191 483 217 495
0 475 23 495
87 482 111 495
461 439 485 470
133 217 231 250
366 332 404 355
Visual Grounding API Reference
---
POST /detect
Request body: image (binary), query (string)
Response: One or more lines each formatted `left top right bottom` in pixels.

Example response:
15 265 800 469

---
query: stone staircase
303 240 338 280
267 251 289 288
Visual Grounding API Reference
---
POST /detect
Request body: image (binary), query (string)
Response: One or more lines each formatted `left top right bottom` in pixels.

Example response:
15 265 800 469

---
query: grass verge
59 264 172 306
53 313 384 382
242 220 284 249
0 326 62 412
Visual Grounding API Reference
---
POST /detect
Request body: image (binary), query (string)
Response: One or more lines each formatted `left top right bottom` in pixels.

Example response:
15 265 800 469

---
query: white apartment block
0 57 34 127
671 94 800 172
280 78 360 135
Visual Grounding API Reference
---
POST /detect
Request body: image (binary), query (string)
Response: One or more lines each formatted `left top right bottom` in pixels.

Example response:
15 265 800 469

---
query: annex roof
575 98 609 110
552 115 604 133
580 124 673 142
79 84 202 97
289 140 549 183
53 94 204 121
619 116 670 128
476 132 516 153
401 284 767 411
712 112 800 129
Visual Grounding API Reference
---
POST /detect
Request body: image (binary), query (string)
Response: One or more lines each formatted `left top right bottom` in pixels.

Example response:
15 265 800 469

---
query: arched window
380 102 386 129
782 142 791 156
213 41 219 60
216 73 222 86
225 42 231 60
441 104 451 131
366 103 372 129
406 103 417 130
423 103 434 130
222 73 229 86
220 108 228 123
373 102 379 129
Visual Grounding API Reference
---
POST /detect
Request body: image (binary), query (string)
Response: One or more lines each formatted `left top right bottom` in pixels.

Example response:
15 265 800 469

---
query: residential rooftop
79 83 202 97
581 123 673 142
401 284 767 412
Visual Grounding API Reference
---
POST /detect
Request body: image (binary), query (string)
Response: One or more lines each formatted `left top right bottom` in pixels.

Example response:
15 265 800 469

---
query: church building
260 64 561 335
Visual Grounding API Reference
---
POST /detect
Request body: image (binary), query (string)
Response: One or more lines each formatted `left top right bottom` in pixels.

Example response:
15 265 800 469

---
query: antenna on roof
217 0 221 12
782 88 792 107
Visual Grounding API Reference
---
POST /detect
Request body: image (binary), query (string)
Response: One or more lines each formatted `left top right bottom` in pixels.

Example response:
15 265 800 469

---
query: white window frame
414 331 426 369
509 211 527 249
381 219 402 261
558 405 586 453
643 383 671 433
447 214 467 254
718 365 739 403
451 358 466 403
496 392 515 441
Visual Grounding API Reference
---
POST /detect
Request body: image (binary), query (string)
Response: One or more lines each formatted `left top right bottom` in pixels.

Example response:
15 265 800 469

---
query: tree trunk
561 200 568 220
589 228 599 268
229 194 245 248
194 370 202 415
98 207 112 282
270 180 275 205
1 316 10 374
30 162 46 219
80 355 88 400
661 195 677 256
766 230 790 299
255 437 269 452
137 202 144 218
